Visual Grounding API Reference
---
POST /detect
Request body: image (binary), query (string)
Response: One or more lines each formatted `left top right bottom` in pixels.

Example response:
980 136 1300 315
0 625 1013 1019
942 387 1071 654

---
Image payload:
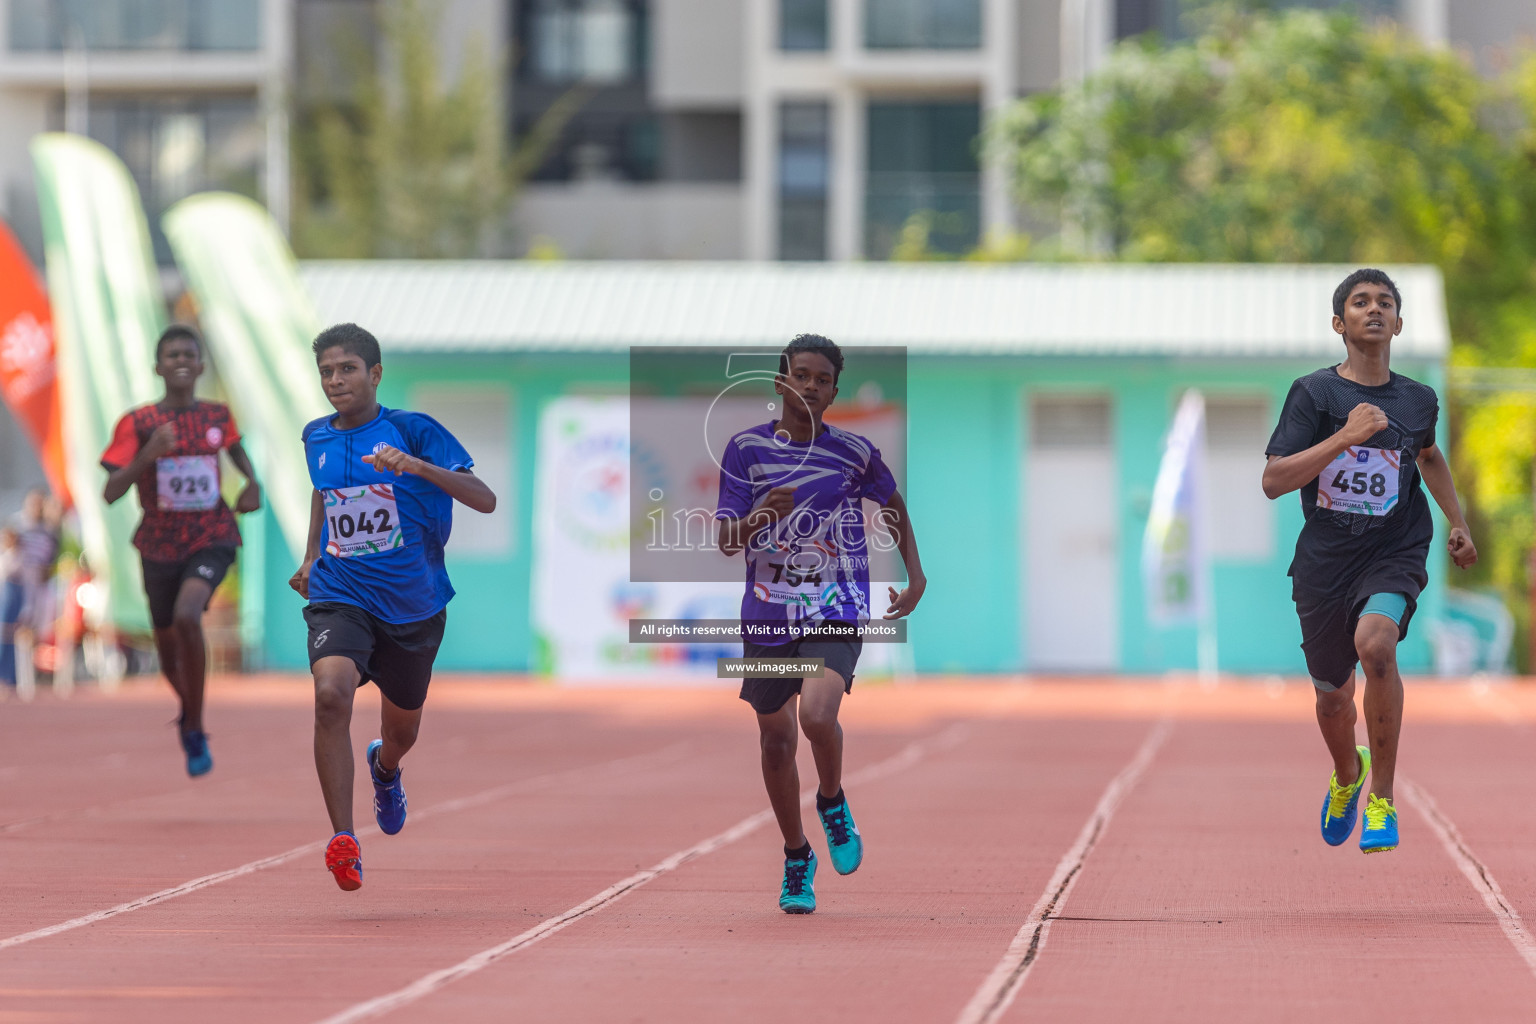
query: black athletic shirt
1265 366 1439 598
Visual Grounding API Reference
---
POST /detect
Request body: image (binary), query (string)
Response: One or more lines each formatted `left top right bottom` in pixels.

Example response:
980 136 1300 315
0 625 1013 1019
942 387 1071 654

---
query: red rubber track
2 676 1535 1022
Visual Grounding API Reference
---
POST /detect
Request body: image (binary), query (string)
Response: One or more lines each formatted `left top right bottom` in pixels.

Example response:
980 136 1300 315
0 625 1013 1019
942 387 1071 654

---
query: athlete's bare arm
288 489 324 599
878 489 926 619
1415 443 1477 569
225 441 263 514
102 423 176 504
362 445 497 513
1262 403 1388 500
717 485 796 556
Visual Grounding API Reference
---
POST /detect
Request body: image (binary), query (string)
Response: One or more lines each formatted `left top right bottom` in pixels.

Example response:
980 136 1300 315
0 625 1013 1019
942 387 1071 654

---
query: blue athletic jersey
302 407 473 624
715 421 898 646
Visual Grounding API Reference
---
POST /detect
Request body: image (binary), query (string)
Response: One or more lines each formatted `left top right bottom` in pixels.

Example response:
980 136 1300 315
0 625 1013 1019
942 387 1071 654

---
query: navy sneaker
780 848 817 914
180 729 212 777
366 739 407 835
817 794 863 875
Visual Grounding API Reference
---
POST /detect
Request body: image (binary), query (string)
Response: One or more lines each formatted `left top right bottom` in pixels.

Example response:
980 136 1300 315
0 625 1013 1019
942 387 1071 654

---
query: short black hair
313 323 382 369
780 333 843 384
155 324 203 361
1333 269 1402 319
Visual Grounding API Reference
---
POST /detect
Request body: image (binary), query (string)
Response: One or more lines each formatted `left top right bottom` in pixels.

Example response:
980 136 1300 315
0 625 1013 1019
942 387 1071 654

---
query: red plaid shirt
101 402 244 562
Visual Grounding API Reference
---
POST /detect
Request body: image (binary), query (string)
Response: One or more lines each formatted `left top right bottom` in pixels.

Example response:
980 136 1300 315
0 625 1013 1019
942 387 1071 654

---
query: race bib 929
156 455 219 511
324 484 405 557
1316 446 1401 516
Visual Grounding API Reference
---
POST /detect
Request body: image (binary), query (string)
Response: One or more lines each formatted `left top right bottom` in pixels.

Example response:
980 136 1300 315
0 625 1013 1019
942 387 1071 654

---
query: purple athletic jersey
715 421 898 646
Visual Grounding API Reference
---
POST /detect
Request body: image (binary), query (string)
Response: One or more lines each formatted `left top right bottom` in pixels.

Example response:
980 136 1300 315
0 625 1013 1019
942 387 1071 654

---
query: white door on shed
1025 395 1118 671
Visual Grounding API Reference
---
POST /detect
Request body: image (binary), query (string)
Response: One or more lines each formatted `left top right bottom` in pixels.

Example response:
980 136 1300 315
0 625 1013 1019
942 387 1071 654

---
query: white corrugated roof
295 261 1449 358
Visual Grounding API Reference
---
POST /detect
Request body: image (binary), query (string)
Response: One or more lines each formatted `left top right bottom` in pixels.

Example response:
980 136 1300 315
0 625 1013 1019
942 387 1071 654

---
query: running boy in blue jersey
716 334 926 914
289 323 496 891
1264 269 1475 856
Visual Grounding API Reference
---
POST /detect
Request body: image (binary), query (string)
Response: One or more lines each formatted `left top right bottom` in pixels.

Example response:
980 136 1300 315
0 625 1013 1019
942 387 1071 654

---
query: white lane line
1399 776 1536 976
313 724 970 1024
954 718 1174 1024
0 743 691 952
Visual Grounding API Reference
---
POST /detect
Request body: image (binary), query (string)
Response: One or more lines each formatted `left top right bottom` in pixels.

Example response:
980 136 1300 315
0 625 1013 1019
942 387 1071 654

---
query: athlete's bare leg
313 656 362 834
1355 614 1403 801
375 693 422 777
1315 674 1360 785
798 670 846 800
758 697 805 848
168 578 213 733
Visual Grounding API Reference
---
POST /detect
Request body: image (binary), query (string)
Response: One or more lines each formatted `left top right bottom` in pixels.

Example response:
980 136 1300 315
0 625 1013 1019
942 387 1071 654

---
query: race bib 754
1316 446 1401 516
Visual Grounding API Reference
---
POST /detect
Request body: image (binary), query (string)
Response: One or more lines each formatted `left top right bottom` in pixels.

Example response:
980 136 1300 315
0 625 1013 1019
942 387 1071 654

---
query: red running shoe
325 831 362 891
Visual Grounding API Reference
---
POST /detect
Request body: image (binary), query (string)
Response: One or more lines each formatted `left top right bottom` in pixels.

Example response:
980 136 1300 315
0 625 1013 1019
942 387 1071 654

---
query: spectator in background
1 524 18 688
5 488 62 691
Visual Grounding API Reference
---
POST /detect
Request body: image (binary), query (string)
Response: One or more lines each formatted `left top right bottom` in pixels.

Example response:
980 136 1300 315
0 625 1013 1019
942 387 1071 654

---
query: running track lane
310 717 1160 1023
1002 718 1536 1022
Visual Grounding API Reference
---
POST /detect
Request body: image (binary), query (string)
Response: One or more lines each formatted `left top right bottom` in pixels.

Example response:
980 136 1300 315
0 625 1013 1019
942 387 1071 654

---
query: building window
778 102 830 261
526 0 646 84
865 0 981 50
865 100 980 258
8 0 261 51
59 94 263 262
1115 0 1395 41
780 0 828 51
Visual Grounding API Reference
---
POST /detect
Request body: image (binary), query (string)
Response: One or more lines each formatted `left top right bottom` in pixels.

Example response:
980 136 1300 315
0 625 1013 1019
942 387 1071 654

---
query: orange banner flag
0 223 68 504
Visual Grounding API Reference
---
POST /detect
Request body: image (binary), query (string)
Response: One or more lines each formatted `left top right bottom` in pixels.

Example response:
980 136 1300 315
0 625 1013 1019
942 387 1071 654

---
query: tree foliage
991 5 1536 666
291 0 582 259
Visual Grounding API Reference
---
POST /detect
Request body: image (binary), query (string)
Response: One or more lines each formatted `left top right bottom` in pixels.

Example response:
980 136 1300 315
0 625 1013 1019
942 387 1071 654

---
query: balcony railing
8 0 261 52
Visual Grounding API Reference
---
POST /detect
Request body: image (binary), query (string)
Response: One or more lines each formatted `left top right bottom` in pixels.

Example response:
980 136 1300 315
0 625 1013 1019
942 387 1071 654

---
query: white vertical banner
1142 390 1208 628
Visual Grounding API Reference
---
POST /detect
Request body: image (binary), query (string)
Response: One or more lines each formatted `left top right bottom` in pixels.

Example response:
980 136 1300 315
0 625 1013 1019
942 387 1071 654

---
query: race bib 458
1316 446 1401 516
324 484 405 557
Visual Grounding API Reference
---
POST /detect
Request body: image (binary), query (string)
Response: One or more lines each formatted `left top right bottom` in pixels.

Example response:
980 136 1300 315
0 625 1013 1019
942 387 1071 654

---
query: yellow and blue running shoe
1360 794 1399 854
779 849 817 914
366 739 407 835
817 792 863 875
1320 745 1371 846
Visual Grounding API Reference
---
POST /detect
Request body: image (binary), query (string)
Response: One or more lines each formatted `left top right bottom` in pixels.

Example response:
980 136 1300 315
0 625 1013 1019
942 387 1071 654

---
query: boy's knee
1354 629 1397 679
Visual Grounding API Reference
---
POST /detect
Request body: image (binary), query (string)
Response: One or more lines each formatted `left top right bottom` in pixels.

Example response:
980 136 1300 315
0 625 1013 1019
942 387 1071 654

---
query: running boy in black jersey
1263 269 1476 854
102 325 262 776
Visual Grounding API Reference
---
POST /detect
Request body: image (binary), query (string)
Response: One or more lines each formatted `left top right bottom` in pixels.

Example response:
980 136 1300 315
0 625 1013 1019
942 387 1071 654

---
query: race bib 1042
156 455 219 511
324 484 405 557
1316 446 1402 516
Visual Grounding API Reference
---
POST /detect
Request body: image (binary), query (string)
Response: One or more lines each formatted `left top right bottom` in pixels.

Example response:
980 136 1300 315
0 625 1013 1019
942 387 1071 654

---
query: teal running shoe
1320 745 1371 846
1360 794 1399 854
779 849 817 914
817 794 863 875
180 729 212 777
366 739 407 835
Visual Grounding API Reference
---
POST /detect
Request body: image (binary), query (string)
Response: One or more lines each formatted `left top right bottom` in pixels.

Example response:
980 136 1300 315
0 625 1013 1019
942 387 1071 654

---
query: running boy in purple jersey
716 334 926 914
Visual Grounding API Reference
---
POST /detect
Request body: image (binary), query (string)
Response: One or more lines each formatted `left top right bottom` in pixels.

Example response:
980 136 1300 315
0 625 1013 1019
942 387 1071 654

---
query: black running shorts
1294 569 1421 690
739 623 863 715
303 601 446 712
140 546 237 630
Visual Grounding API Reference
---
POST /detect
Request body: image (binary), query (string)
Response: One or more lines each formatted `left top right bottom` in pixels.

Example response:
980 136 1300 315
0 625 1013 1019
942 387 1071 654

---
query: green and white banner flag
1142 389 1208 627
163 192 327 561
31 133 164 631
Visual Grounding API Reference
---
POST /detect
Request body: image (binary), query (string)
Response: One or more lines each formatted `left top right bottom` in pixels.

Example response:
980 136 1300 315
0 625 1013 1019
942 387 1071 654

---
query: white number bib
156 455 219 511
751 540 841 608
1316 447 1401 516
324 484 405 557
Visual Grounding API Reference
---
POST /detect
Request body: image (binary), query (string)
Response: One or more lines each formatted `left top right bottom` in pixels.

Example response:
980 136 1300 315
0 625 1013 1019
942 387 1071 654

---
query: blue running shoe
1320 745 1371 846
780 848 817 914
366 739 407 835
1360 794 1399 854
817 793 863 875
180 729 212 777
